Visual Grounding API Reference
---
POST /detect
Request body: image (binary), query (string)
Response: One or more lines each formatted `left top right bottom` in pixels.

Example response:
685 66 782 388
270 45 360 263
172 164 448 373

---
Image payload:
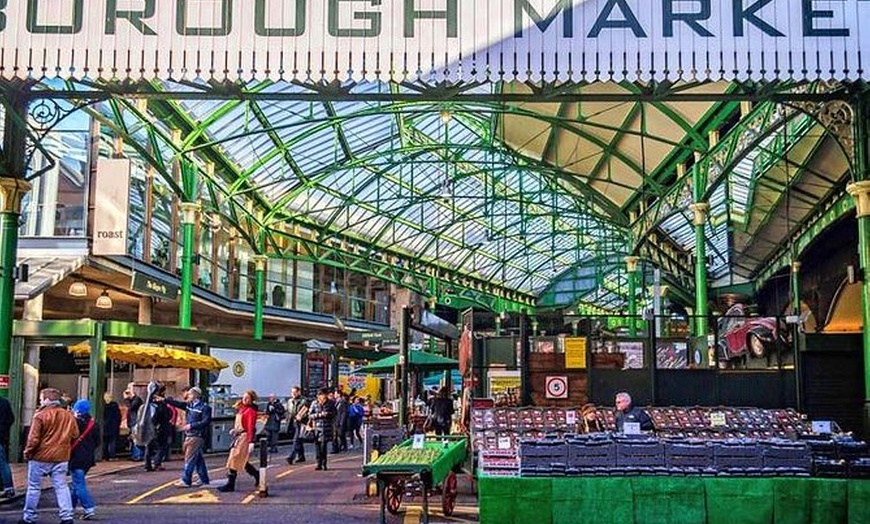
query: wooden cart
362 435 468 524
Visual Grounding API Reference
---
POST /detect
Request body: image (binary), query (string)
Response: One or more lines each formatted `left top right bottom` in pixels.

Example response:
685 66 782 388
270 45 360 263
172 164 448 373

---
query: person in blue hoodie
69 400 100 520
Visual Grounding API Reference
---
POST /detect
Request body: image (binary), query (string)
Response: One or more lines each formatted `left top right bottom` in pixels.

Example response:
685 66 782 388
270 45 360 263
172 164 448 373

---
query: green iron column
847 92 870 437
0 178 30 398
791 261 801 315
625 256 639 336
88 322 106 457
253 255 267 340
689 202 710 338
178 202 200 329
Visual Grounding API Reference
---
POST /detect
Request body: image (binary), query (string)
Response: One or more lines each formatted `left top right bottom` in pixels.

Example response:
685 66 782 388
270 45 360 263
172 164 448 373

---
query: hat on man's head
189 386 202 397
72 399 91 415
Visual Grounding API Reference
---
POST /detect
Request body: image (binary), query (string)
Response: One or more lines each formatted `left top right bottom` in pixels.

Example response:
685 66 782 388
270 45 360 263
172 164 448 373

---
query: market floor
0 446 479 524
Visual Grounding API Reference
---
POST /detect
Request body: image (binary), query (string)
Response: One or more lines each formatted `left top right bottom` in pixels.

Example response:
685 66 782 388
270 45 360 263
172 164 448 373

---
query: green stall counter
478 476 870 524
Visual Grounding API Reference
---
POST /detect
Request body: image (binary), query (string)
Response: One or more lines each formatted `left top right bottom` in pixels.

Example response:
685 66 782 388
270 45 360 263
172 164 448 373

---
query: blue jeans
23 461 73 523
69 469 95 513
181 436 209 485
0 445 13 490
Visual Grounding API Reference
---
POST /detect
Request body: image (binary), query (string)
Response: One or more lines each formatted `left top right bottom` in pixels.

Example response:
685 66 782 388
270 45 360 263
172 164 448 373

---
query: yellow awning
69 343 228 371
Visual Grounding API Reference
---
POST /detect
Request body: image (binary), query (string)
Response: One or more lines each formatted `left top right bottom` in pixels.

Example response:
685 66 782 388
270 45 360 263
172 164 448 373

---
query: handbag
297 423 316 443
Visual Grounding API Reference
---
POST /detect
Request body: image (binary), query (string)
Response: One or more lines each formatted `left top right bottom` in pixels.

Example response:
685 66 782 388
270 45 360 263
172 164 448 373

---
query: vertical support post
791 261 803 410
520 313 532 406
399 305 411 429
178 202 200 329
253 255 267 340
88 322 106 458
0 177 30 399
847 92 870 437
625 256 639 337
689 201 710 338
494 314 502 336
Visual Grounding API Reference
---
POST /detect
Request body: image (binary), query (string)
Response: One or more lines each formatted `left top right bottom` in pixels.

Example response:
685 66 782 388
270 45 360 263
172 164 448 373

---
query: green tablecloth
478 476 870 524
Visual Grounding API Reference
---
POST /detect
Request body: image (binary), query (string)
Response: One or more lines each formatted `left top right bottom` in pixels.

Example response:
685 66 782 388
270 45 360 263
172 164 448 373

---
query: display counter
478 475 870 524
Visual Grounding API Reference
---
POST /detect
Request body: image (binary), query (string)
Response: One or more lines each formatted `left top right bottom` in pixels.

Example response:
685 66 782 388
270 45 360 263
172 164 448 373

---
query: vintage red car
717 304 786 363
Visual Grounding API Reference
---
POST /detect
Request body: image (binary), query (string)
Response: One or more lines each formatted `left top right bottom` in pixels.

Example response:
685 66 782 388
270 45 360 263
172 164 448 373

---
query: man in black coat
102 393 122 460
0 395 14 498
614 391 654 432
264 394 286 453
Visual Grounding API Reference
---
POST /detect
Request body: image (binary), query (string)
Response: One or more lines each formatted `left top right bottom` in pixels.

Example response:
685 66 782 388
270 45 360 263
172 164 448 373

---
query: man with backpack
347 397 365 449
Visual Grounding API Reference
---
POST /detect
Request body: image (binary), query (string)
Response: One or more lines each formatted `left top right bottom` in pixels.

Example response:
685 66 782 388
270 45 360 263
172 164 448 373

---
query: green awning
351 351 458 374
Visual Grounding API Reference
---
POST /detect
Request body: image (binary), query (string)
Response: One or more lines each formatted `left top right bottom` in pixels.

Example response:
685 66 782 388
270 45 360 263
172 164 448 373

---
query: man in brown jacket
19 388 79 524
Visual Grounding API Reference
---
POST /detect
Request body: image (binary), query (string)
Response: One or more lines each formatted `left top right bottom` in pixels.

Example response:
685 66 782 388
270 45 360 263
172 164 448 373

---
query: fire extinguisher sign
545 376 568 399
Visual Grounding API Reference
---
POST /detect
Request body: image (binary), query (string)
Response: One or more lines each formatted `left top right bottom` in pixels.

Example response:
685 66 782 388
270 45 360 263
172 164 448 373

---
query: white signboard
210 348 302 397
92 158 130 256
812 420 833 434
0 1 867 83
623 422 642 435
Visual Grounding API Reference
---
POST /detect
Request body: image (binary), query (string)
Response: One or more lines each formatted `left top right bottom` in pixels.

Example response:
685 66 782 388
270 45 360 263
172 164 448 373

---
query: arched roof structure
1 0 868 314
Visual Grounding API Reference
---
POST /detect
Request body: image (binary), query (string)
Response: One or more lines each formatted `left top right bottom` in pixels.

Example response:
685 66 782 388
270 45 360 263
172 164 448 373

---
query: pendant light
68 280 88 297
95 289 113 309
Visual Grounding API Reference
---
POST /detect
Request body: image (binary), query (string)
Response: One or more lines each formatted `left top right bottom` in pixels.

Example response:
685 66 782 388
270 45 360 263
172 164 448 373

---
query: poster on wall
618 341 645 369
656 342 688 369
564 337 587 369
209 348 302 397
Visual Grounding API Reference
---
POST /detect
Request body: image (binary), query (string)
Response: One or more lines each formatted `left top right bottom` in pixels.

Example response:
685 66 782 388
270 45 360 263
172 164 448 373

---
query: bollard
258 437 269 497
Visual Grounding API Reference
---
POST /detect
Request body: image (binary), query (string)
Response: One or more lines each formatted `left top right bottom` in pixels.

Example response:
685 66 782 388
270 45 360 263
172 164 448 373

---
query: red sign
0 375 9 388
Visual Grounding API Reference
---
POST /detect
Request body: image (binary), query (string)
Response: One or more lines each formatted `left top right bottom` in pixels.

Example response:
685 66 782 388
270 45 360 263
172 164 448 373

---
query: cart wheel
441 471 458 516
384 481 404 515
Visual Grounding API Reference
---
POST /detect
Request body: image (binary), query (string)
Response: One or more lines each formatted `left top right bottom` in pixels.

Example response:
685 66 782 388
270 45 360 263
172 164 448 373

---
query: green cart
362 435 468 524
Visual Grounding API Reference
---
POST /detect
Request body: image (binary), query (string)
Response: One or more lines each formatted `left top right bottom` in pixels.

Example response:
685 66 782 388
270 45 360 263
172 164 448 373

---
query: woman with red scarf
217 390 260 492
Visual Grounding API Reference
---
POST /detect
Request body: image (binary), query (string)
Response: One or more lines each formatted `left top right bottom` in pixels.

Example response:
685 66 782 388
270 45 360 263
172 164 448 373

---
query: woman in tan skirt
217 390 260 492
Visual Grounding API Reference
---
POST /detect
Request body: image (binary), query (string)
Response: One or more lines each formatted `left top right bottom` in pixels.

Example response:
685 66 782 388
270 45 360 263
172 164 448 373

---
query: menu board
307 357 327 394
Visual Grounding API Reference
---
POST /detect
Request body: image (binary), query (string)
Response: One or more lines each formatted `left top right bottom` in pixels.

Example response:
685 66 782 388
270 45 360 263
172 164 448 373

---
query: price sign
709 412 727 427
497 436 512 450
412 434 426 449
565 411 577 425
812 421 833 434
623 422 641 435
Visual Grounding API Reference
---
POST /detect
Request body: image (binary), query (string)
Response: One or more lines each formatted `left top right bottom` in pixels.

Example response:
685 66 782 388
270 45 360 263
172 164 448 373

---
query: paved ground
0 445 479 524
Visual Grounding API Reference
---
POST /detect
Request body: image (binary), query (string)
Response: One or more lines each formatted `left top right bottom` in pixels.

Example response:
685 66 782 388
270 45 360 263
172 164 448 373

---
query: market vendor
614 392 654 432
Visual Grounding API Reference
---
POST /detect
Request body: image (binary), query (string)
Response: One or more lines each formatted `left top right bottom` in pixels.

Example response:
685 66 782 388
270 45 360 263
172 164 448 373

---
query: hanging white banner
92 158 130 256
0 0 867 83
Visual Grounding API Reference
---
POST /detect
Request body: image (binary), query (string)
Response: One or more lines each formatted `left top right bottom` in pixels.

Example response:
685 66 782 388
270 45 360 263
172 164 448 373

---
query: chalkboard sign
307 357 327 394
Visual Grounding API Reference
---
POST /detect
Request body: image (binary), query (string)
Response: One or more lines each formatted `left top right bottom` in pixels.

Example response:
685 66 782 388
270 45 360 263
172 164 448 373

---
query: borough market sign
0 0 868 83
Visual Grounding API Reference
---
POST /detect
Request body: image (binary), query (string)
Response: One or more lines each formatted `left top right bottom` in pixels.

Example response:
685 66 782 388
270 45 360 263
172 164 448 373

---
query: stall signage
497 436 512 450
564 337 587 369
545 376 568 399
565 411 577 426
709 412 727 427
0 374 8 388
623 422 642 435
131 271 178 300
488 370 521 397
412 434 426 449
347 330 399 346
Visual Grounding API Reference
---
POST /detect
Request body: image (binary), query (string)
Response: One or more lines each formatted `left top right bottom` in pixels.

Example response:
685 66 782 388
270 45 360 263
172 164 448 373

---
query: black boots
217 470 237 492
245 462 260 487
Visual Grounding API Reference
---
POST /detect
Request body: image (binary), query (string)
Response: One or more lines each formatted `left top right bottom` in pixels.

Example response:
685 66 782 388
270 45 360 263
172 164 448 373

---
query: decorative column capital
179 202 201 224
0 178 31 213
624 256 639 273
847 181 870 218
252 254 268 272
791 261 802 274
688 202 710 226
